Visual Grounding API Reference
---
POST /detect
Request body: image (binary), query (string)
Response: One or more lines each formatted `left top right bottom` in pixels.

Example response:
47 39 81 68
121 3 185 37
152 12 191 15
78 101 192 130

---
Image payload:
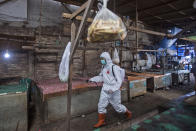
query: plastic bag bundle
112 48 120 64
146 53 152 69
151 54 156 65
59 42 71 82
87 0 127 42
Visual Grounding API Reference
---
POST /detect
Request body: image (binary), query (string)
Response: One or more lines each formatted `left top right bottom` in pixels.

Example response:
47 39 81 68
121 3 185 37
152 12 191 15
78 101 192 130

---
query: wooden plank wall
0 52 28 78
0 21 154 82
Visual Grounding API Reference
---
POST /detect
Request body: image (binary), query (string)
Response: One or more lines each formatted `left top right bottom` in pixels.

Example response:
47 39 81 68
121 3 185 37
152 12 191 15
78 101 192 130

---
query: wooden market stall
126 72 172 92
0 79 30 131
127 76 147 98
35 77 129 123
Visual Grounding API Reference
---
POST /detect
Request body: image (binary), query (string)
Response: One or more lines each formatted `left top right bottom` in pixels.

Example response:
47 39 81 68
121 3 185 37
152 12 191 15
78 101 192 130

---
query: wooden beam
63 12 173 26
137 49 164 52
35 48 59 53
63 13 93 22
128 26 172 37
0 33 35 41
22 46 34 50
69 0 95 59
70 1 88 19
181 38 196 43
22 45 113 51
66 22 76 131
62 13 196 43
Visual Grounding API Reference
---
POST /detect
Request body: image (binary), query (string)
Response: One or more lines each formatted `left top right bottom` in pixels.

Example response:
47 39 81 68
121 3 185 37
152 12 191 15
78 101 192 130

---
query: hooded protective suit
90 52 127 114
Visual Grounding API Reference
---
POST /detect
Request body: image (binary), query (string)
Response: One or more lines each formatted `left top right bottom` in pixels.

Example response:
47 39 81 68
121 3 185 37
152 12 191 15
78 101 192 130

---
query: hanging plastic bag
146 53 152 69
151 54 156 65
87 0 127 42
112 48 120 64
59 42 71 82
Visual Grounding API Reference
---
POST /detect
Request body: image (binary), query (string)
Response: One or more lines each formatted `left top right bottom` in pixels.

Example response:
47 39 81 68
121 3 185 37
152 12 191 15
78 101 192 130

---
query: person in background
191 54 196 93
89 52 132 128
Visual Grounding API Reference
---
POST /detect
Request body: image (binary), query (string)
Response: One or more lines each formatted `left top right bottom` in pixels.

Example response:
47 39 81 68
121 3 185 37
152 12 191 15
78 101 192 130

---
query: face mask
101 60 106 65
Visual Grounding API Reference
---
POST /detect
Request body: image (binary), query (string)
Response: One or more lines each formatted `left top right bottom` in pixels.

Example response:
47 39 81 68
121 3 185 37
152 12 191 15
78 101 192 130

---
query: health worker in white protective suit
89 52 132 128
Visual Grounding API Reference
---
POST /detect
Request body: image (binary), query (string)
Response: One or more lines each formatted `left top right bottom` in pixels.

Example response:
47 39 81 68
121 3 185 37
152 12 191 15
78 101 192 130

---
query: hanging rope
39 0 43 46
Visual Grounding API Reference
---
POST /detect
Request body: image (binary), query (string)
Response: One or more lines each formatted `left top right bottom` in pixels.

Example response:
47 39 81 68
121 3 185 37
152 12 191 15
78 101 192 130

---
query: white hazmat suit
90 52 127 114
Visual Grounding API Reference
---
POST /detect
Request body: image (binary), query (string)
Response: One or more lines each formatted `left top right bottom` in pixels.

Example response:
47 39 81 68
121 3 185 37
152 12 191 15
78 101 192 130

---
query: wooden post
34 53 37 81
66 0 95 130
70 1 89 20
28 51 34 79
163 50 165 75
82 41 86 76
69 0 95 59
67 22 76 131
156 52 158 65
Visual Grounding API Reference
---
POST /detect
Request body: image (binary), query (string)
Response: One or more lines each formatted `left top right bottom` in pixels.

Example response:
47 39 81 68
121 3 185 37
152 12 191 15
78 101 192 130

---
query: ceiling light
4 50 10 59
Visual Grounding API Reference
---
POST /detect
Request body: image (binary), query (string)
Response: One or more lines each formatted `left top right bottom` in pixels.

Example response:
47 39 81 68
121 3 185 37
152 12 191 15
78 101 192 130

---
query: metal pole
135 0 139 69
136 0 138 49
39 0 43 46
